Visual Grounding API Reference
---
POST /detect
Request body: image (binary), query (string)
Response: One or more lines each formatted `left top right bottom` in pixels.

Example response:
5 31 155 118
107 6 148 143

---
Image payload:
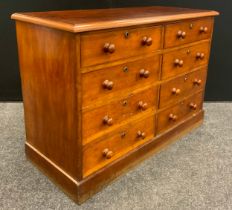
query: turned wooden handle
199 26 208 33
139 69 150 78
103 43 115 53
141 36 153 46
193 79 202 86
103 115 113 126
177 30 186 39
102 148 113 159
196 52 205 59
137 130 146 139
174 59 184 67
138 101 148 110
169 113 178 121
102 80 114 90
189 102 197 110
172 88 181 95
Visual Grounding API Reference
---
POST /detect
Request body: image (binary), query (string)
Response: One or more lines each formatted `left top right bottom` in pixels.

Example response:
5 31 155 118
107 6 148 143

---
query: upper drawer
164 18 213 48
82 55 160 107
162 41 210 79
159 68 207 108
81 26 162 67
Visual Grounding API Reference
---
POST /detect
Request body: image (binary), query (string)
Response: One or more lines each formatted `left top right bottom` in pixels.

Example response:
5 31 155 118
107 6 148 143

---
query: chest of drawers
12 6 219 204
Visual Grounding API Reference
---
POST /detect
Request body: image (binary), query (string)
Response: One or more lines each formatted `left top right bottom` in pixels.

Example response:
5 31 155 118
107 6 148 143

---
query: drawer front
157 91 203 134
162 41 210 79
83 115 155 177
82 55 160 107
164 18 213 48
81 26 162 67
82 86 158 141
159 68 207 108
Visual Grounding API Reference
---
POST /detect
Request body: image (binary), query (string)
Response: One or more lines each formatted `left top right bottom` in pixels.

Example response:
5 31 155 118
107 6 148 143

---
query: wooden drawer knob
139 69 150 78
102 80 114 90
103 43 115 53
189 102 197 110
102 148 113 159
138 101 148 110
177 30 186 39
172 88 181 95
193 79 202 86
141 36 153 46
174 59 184 67
137 130 146 139
200 26 208 33
169 113 178 121
196 52 205 59
103 115 113 126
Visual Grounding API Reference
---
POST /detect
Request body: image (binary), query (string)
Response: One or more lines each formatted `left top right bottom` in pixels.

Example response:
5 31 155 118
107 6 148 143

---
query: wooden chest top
11 6 218 33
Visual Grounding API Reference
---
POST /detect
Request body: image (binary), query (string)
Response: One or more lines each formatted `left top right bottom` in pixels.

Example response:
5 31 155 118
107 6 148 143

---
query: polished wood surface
162 41 210 79
12 6 218 204
82 86 158 141
15 21 82 180
159 68 207 108
11 6 218 33
83 114 155 177
82 55 160 107
157 91 203 133
81 26 162 67
164 18 214 48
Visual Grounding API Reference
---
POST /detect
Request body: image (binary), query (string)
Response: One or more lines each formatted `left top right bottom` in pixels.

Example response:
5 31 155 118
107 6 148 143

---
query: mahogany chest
12 6 219 204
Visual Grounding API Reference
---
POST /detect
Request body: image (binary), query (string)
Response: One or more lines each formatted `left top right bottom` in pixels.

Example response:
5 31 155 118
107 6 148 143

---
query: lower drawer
82 86 158 141
157 91 203 134
159 68 207 108
83 114 155 177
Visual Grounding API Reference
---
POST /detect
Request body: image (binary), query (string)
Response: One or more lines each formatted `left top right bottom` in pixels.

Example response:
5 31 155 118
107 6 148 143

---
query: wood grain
164 17 214 48
11 6 219 33
82 55 160 107
162 41 210 79
81 25 162 67
82 86 158 141
159 67 207 108
16 21 82 180
83 114 155 177
12 6 218 204
157 91 203 133
78 111 204 203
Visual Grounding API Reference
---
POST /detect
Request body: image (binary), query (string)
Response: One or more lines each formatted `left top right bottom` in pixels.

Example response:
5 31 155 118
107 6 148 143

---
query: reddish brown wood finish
82 86 158 141
11 6 218 33
12 6 218 204
164 18 214 48
157 91 203 133
16 21 82 180
81 26 162 67
82 55 160 107
159 68 207 108
162 41 210 79
83 114 155 177
26 110 204 204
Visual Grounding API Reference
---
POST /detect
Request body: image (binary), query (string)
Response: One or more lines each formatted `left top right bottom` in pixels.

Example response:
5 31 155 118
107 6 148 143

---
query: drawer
83 115 155 177
159 68 207 108
81 26 162 67
162 41 210 79
82 86 158 141
164 18 213 48
82 55 160 107
157 91 203 134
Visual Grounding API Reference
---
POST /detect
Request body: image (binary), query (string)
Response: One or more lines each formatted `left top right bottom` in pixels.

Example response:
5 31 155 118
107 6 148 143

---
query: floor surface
0 103 231 210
